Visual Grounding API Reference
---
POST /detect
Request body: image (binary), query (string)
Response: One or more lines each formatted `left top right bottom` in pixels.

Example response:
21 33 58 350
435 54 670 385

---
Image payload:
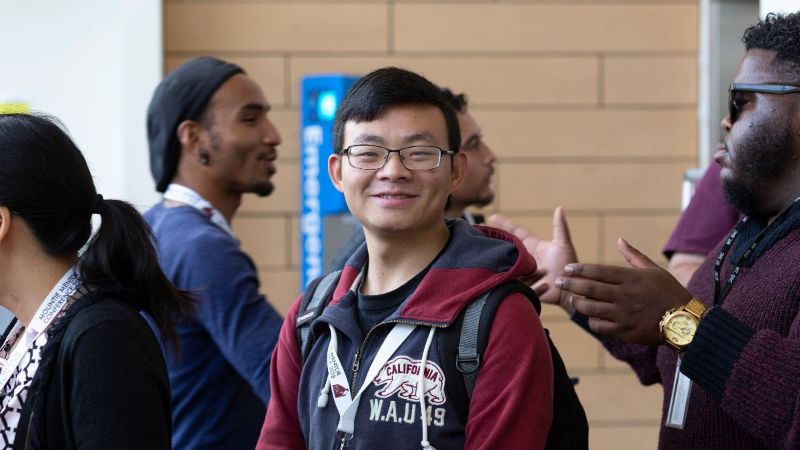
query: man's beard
448 182 495 212
722 176 761 217
722 118 796 217
207 127 276 198
252 181 274 197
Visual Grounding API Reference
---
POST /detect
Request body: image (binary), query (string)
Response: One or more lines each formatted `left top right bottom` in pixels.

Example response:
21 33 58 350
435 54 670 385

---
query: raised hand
488 207 577 314
556 238 693 345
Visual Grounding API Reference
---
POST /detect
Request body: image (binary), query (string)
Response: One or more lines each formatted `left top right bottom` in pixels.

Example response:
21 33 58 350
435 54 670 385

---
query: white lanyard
0 266 81 389
463 212 477 225
163 183 235 238
326 322 416 436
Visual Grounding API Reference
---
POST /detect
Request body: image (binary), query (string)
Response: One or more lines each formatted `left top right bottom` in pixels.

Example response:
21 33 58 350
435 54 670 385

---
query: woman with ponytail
0 113 191 449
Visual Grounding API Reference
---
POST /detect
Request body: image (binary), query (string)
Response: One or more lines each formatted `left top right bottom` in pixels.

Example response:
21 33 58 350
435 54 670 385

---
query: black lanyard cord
713 198 800 306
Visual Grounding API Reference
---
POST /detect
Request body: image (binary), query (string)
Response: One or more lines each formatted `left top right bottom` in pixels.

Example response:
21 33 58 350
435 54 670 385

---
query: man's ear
328 154 345 193
0 207 12 245
449 151 467 194
176 120 205 159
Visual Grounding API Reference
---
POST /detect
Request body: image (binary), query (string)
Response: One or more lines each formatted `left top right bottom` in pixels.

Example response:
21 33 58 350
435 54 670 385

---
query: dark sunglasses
728 83 800 123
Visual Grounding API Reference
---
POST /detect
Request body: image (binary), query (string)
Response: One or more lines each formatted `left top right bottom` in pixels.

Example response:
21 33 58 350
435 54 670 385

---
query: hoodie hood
330 219 537 325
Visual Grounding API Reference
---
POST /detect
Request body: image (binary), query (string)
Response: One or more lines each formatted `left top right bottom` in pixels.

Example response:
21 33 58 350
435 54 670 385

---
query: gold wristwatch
659 298 707 352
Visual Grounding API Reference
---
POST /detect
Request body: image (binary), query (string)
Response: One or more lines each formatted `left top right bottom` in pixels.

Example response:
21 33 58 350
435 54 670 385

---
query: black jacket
6 291 171 449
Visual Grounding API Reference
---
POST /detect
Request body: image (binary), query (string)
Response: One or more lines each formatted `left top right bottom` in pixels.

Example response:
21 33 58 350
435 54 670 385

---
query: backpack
295 272 589 450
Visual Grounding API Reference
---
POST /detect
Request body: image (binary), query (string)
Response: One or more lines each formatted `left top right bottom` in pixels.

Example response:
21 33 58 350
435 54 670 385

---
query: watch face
664 312 697 347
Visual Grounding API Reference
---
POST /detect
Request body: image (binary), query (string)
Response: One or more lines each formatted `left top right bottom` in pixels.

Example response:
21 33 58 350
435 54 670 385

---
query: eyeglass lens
346 145 443 170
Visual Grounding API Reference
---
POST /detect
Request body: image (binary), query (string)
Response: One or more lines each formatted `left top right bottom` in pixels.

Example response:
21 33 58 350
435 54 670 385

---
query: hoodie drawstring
318 323 438 450
318 376 331 408
318 324 340 408
418 327 438 450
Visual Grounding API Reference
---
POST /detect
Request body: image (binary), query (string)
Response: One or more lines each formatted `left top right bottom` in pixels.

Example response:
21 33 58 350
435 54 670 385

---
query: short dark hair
0 113 191 344
440 88 468 113
742 12 800 84
332 67 461 154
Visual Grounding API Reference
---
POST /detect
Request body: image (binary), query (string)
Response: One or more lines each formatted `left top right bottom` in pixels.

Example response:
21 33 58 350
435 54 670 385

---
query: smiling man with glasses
329 88 499 273
258 67 553 450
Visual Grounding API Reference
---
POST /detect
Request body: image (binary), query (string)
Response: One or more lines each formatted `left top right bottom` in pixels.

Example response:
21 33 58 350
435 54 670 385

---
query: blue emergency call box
300 74 360 287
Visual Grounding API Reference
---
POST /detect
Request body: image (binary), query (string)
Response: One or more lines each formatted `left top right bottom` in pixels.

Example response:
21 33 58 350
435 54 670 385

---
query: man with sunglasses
495 12 800 449
658 82 800 288
258 67 553 449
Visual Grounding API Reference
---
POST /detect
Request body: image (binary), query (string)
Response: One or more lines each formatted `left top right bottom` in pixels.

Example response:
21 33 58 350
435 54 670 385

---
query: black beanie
147 57 245 193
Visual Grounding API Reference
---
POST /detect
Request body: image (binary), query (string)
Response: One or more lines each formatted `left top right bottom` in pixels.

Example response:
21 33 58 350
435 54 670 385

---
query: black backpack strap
458 280 541 399
442 280 589 449
295 270 341 361
455 291 489 399
441 280 540 424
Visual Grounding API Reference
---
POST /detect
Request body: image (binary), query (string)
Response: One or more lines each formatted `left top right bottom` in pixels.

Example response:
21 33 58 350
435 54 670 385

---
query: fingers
487 213 516 234
486 213 503 227
586 316 619 337
487 213 531 242
519 269 546 286
617 238 658 269
573 296 634 339
571 295 616 322
562 263 628 284
532 282 549 297
556 276 618 302
553 206 574 247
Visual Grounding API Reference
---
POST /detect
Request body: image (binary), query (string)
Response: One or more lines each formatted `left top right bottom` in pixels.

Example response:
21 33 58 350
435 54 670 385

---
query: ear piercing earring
199 149 210 166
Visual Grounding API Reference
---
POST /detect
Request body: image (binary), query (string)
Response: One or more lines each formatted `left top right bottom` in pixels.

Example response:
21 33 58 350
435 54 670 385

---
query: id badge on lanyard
666 359 692 429
0 267 81 390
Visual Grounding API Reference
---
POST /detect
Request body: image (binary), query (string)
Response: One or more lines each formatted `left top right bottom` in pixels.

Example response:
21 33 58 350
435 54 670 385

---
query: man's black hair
332 67 461 154
742 12 800 84
440 88 468 113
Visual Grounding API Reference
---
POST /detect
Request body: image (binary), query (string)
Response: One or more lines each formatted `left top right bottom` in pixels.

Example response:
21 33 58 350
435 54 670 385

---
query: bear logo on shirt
372 355 446 405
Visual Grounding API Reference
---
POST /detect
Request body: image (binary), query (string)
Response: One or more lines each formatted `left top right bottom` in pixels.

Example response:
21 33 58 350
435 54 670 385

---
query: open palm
488 207 577 314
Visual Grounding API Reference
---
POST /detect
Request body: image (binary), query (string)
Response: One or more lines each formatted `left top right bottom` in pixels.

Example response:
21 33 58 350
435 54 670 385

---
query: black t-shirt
355 230 454 333
356 267 426 333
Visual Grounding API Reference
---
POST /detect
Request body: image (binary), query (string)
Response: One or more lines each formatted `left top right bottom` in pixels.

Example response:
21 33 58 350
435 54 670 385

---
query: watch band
684 298 707 319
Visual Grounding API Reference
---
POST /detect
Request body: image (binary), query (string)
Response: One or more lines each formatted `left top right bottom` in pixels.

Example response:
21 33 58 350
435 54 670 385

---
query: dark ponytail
79 198 191 344
0 113 191 344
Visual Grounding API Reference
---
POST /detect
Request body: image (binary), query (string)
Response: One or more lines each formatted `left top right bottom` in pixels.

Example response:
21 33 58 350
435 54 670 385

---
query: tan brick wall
165 1 698 447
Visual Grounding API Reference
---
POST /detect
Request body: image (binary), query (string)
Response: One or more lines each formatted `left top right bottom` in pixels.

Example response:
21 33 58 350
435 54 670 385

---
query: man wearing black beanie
143 56 284 450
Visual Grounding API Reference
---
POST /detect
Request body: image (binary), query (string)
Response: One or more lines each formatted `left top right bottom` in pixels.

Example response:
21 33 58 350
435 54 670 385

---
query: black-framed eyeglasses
728 83 800 123
341 145 455 171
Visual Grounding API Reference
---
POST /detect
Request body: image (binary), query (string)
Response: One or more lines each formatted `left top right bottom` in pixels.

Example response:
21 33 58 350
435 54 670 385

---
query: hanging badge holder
665 358 692 429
